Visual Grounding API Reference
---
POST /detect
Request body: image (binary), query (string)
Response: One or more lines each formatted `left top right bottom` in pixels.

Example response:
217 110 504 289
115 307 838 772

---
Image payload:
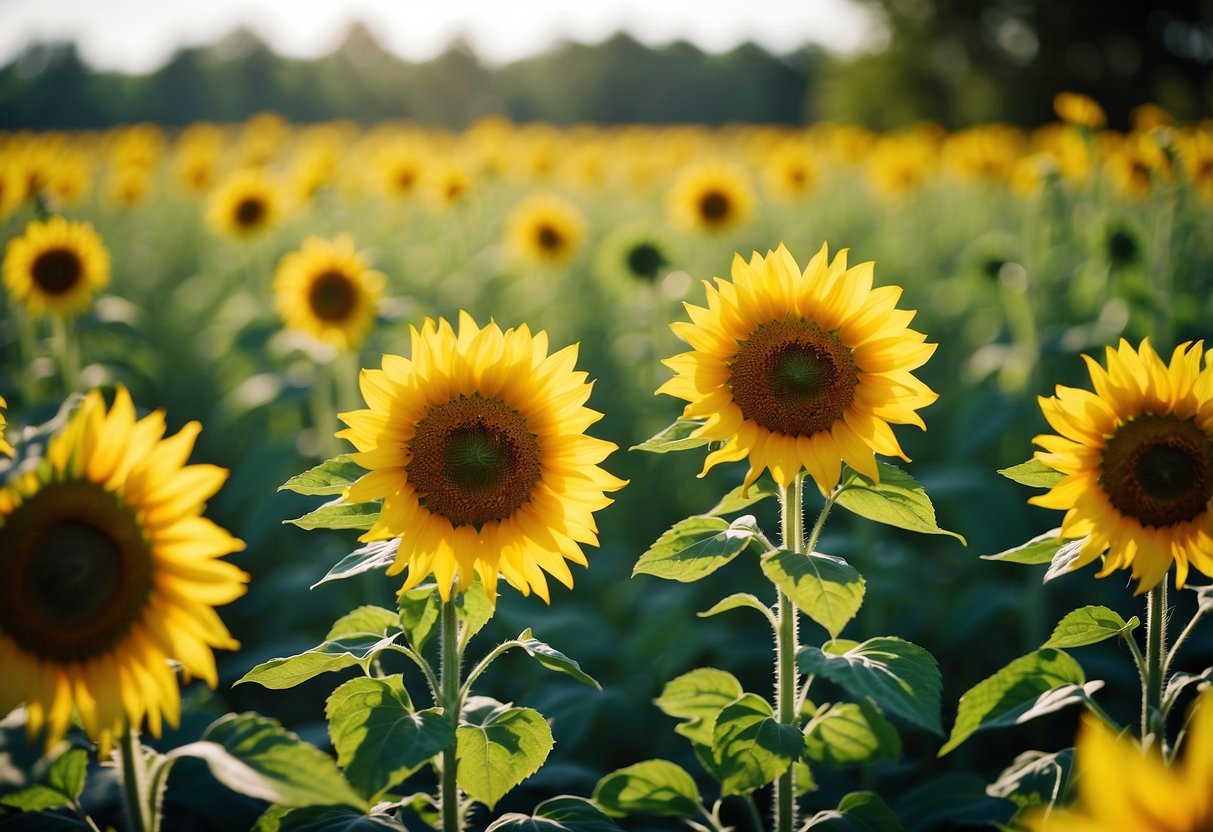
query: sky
0 0 880 73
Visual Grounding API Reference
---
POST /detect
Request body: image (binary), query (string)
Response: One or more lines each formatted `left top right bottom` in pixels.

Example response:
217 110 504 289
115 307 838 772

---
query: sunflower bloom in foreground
273 234 385 353
659 243 937 494
1026 690 1213 831
3 216 110 318
339 313 626 604
1031 339 1213 592
0 388 247 754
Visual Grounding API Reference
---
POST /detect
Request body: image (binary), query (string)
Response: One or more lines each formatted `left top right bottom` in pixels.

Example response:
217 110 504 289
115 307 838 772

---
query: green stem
310 360 339 459
742 795 765 832
51 314 79 394
1163 606 1206 677
1142 579 1168 743
118 729 152 832
15 306 40 403
774 474 805 832
440 596 464 832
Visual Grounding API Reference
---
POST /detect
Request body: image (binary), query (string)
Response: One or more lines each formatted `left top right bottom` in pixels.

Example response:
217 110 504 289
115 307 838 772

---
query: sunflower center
698 190 731 223
407 395 542 528
1107 230 1139 265
308 270 358 322
235 196 266 227
626 242 666 280
0 480 153 662
31 248 84 295
536 224 564 252
730 319 858 437
1101 414 1213 528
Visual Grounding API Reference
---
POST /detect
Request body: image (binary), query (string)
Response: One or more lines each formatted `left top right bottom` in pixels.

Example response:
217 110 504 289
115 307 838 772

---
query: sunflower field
2 99 1213 832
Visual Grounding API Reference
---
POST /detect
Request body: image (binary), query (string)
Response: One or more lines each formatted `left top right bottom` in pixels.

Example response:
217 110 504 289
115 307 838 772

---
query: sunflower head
1053 92 1107 130
0 387 247 754
659 243 937 495
273 235 385 353
0 395 11 456
3 216 111 318
594 225 677 286
1030 339 1213 592
505 194 587 267
666 163 755 234
338 312 625 605
206 168 282 239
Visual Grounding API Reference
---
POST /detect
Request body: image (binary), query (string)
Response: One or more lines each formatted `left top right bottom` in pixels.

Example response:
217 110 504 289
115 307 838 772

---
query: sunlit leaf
630 419 710 453
762 549 865 639
280 456 366 496
633 515 759 582
712 693 802 796
486 796 623 832
1042 606 1138 649
593 760 701 818
836 463 966 543
654 667 744 746
456 706 553 809
997 459 1064 489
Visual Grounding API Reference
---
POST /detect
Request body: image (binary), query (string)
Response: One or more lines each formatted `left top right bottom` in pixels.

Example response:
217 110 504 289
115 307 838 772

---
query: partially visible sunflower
666 162 754 234
0 395 11 456
3 216 111 318
273 235 385 353
505 193 586 267
594 225 677 285
206 168 282 240
1026 690 1213 831
1030 339 1213 592
338 312 626 604
659 243 937 495
0 387 247 754
1053 92 1107 130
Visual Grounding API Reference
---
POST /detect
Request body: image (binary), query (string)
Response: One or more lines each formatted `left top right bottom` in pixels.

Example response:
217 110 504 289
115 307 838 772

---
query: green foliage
707 476 780 516
513 629 601 689
280 455 365 496
236 607 401 689
802 790 902 831
285 499 380 531
485 796 624 832
986 749 1074 811
630 419 710 453
997 460 1064 489
836 463 966 543
0 747 87 812
455 580 495 642
698 593 775 627
761 549 865 639
456 699 555 809
654 667 744 746
798 638 943 735
397 587 442 652
803 701 902 766
980 528 1065 564
1042 605 1138 649
312 540 399 589
633 515 761 582
593 760 702 818
711 693 803 795
254 805 402 831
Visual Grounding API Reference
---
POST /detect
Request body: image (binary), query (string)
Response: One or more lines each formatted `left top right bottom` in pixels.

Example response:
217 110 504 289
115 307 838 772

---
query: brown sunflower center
698 190 731 224
536 224 564 252
1101 414 1213 528
31 248 84 295
626 242 666 280
406 395 542 528
730 319 859 437
234 196 266 228
0 480 154 663
308 270 358 322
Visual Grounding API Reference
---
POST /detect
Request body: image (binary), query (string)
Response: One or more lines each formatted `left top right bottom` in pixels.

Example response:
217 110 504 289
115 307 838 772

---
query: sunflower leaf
797 638 942 735
312 539 400 588
707 475 780 516
654 667 745 747
593 760 702 818
986 748 1075 812
1043 538 1089 583
630 419 711 453
802 790 902 831
325 676 454 800
514 629 601 689
456 706 553 809
254 805 402 831
761 549 865 639
997 459 1065 489
1042 606 1138 649
633 515 760 582
457 579 495 642
486 796 624 832
712 693 803 796
980 529 1065 564
939 650 1089 756
0 747 89 811
836 463 966 544
698 593 775 627
280 455 367 496
236 632 401 689
285 498 380 531
803 701 902 766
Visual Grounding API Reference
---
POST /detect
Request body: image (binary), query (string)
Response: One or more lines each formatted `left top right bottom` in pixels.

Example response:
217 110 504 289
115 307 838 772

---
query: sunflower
3 216 111 318
659 243 937 495
0 387 247 754
1053 92 1107 130
338 312 625 604
666 162 754 234
0 395 11 456
1025 690 1213 832
273 235 385 353
206 168 281 239
594 225 677 285
1030 339 1213 592
504 193 587 267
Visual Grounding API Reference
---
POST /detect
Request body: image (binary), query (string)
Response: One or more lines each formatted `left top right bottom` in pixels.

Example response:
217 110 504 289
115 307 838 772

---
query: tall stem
440 596 464 832
51 314 79 394
774 474 805 832
118 729 151 832
310 360 339 459
1142 579 1168 742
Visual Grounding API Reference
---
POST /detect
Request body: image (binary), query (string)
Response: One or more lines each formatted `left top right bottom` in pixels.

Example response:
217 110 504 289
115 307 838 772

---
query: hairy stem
1142 579 1168 744
774 474 805 832
118 729 152 832
440 596 464 832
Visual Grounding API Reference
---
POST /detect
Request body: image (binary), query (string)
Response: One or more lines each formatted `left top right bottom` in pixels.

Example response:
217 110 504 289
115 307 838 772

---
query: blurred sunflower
206 168 281 239
666 162 754 234
1094 216 1147 271
3 216 111 318
273 235 385 353
659 243 937 494
0 395 11 456
505 193 586 267
338 312 625 604
1106 133 1171 200
1053 92 1107 129
594 225 677 285
1026 690 1213 831
762 140 819 201
1030 339 1213 592
0 387 247 754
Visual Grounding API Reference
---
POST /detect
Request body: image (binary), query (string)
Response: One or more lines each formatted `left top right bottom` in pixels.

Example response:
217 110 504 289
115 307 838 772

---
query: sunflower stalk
50 313 80 394
774 473 805 832
439 594 465 832
118 729 156 832
309 359 340 460
1142 579 1168 745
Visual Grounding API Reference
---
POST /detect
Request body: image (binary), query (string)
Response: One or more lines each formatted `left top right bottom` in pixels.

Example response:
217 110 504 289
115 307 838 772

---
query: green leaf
0 813 91 830
326 605 402 640
1164 668 1213 714
593 759 702 818
254 805 401 831
803 791 902 831
457 579 495 642
712 693 803 796
997 459 1065 489
980 529 1065 564
803 701 902 766
1044 538 1090 583
236 632 400 689
325 676 454 800
0 745 90 812
654 667 745 746
172 713 365 809
312 540 399 589
280 455 367 496
836 463 966 543
456 706 554 809
633 515 759 582
631 419 710 453
761 549 865 639
1042 605 1138 649
698 593 775 625
939 650 1088 755
986 749 1074 811
286 499 380 531
1192 583 1213 614
398 585 441 651
486 796 624 832
515 629 601 689
797 638 942 735
707 476 780 516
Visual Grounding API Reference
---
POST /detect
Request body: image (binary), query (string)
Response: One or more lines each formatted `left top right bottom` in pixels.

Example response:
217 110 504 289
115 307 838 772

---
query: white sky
0 0 880 73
